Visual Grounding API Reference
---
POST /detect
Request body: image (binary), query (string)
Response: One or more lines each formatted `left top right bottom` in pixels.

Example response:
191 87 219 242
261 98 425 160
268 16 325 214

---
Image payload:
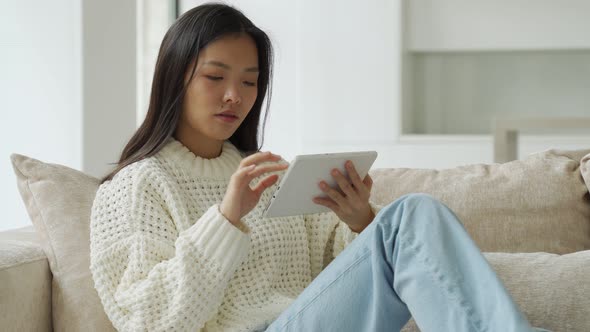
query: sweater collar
158 137 244 180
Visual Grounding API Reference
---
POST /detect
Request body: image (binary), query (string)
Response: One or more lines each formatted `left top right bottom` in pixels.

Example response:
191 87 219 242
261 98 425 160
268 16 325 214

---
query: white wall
82 0 137 178
1 0 137 232
1 0 82 231
296 0 401 158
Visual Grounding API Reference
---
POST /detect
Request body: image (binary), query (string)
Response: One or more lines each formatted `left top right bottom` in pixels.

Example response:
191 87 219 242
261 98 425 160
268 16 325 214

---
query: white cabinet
401 0 590 166
407 0 590 51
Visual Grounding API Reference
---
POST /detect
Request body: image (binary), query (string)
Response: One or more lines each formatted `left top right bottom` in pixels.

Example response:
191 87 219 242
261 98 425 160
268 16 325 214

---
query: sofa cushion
401 250 590 332
581 152 590 193
10 154 115 331
0 225 45 268
484 251 590 332
369 149 590 254
0 226 51 332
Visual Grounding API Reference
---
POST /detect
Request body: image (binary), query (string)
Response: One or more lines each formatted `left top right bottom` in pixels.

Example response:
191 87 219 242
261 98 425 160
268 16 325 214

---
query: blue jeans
265 194 549 332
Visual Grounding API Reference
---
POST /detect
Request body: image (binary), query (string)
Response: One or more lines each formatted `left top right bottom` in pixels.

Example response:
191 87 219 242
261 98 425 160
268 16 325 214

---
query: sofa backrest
369 149 590 253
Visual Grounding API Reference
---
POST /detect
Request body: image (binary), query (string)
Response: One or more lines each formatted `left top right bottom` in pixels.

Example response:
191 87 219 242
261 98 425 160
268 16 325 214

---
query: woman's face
178 34 259 144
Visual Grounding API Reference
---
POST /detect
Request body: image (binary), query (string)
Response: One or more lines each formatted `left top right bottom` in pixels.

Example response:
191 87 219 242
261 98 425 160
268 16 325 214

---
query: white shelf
402 50 590 135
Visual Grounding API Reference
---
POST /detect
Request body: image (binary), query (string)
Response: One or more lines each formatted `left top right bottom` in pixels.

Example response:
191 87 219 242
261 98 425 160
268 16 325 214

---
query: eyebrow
203 60 259 72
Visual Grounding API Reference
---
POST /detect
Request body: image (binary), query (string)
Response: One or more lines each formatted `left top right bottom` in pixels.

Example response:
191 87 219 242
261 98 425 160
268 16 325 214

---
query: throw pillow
369 149 590 254
10 154 115 331
401 250 590 332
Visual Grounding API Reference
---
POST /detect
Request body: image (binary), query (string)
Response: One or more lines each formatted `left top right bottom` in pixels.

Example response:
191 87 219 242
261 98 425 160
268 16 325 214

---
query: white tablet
262 150 378 218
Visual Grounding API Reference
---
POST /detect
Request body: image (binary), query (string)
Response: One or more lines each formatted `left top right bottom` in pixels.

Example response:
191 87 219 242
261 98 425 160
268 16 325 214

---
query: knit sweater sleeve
89 166 251 331
304 201 384 279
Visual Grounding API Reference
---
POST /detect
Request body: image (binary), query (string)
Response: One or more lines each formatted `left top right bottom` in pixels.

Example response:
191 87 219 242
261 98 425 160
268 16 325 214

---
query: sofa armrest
0 225 51 331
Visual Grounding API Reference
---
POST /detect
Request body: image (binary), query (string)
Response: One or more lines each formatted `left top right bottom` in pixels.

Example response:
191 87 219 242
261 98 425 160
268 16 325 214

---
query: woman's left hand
313 160 375 233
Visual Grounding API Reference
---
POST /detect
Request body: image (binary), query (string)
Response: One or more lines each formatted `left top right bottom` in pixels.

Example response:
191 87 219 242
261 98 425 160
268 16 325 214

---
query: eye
243 81 256 87
205 75 223 81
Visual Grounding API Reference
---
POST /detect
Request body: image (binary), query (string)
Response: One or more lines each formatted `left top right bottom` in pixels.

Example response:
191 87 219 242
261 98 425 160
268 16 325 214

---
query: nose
223 83 242 105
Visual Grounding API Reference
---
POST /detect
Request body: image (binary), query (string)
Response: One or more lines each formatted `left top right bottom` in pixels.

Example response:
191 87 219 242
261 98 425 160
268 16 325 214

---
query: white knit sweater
90 137 382 332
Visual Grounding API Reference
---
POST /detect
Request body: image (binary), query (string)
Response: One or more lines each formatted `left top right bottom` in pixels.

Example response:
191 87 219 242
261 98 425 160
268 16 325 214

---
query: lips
216 114 238 119
214 110 239 123
215 110 238 118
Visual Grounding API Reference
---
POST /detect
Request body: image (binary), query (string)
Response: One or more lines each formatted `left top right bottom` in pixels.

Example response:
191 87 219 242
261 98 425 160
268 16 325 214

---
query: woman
89 3 548 331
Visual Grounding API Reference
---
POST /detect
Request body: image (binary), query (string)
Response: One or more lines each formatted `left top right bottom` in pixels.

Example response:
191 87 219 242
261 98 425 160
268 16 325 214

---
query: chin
209 131 236 142
204 123 241 141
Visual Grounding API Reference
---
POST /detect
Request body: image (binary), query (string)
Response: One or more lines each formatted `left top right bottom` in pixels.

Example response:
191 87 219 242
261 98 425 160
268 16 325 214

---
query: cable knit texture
89 137 383 332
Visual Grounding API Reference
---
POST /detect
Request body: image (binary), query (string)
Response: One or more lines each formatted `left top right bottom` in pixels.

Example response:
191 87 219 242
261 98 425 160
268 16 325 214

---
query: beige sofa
2 149 590 331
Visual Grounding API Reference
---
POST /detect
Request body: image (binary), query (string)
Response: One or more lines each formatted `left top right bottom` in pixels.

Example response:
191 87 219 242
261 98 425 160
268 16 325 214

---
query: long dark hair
101 3 273 183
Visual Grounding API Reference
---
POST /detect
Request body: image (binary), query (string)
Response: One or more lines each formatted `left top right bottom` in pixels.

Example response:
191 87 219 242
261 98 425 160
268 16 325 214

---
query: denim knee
383 193 440 212
376 193 443 228
399 193 439 206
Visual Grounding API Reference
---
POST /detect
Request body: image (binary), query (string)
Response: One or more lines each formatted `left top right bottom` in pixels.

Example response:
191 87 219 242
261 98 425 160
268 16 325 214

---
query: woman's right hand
219 151 288 225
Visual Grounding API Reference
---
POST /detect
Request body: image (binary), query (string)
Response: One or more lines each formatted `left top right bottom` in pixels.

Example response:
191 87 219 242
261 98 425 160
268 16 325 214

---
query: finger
318 180 348 208
240 151 283 167
312 196 340 213
235 163 256 178
251 174 279 196
363 175 373 192
345 161 368 196
331 168 359 201
247 163 289 179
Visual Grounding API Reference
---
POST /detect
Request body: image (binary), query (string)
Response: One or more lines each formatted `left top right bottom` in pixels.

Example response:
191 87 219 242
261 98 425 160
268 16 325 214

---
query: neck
174 125 224 159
